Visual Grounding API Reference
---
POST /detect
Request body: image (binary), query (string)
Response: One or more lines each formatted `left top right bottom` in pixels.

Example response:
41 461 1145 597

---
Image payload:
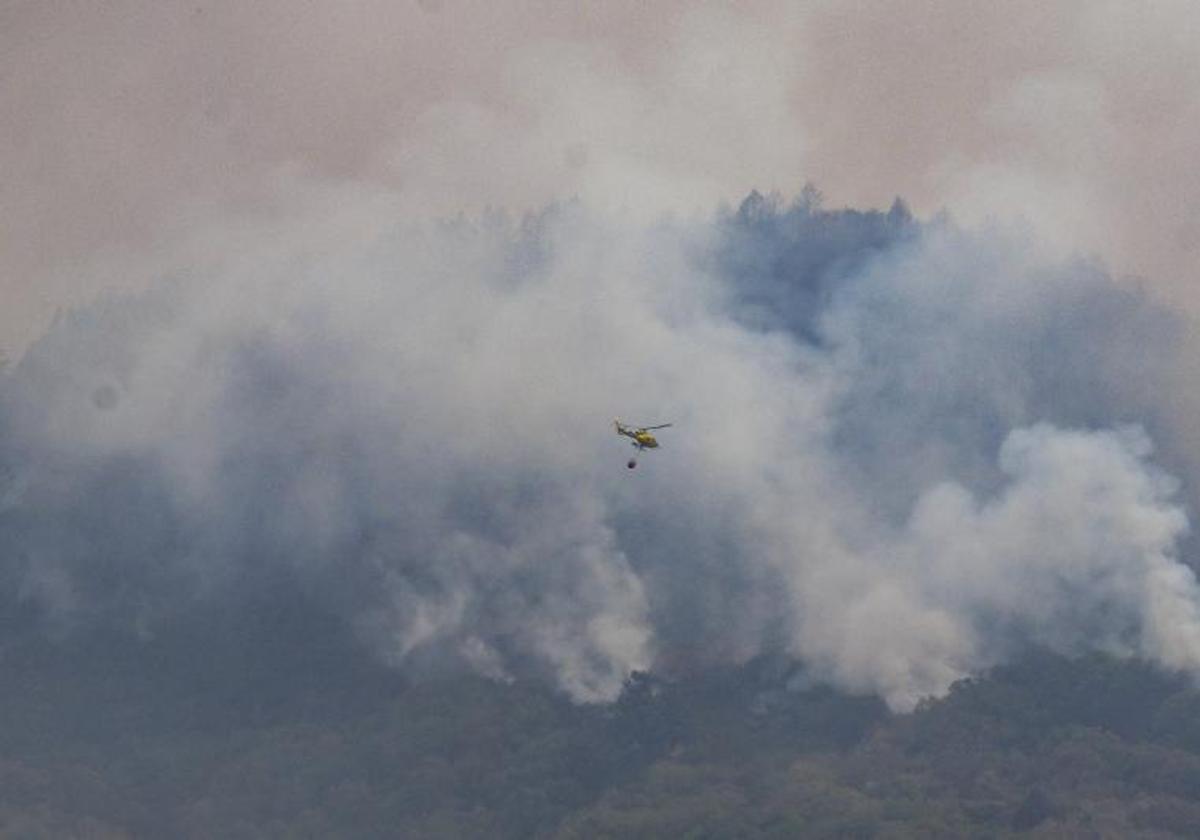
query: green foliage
1 649 1200 836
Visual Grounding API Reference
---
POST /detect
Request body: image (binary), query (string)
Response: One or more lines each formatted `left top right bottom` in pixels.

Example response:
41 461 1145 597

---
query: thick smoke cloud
2 191 1200 710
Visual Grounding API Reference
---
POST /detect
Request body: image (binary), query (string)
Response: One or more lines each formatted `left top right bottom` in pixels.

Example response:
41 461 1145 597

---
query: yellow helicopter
615 419 672 469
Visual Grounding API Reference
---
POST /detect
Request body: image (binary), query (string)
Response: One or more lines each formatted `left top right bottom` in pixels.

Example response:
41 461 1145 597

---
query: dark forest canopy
1 639 1199 837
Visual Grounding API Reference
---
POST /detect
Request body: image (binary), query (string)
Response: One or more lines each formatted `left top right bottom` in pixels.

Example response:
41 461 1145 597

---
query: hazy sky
5 0 1200 350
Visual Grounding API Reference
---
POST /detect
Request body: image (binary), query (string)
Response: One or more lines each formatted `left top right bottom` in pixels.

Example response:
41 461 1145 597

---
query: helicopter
615 419 672 469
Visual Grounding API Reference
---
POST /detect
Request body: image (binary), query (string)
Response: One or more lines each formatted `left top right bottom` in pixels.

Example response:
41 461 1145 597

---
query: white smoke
2 191 1199 710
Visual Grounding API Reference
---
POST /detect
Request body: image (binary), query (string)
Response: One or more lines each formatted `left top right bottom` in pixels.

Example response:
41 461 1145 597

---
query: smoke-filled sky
6 0 1200 348
5 2 1200 711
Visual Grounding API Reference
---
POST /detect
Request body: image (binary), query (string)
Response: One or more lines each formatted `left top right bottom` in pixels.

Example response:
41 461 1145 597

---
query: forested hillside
9 1 1200 835
1 630 1199 837
5 195 1200 837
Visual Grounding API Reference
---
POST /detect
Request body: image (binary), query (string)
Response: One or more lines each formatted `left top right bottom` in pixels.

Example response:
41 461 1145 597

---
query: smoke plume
3 189 1200 711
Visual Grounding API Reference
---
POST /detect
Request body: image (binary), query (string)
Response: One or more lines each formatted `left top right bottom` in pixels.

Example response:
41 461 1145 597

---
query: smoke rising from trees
3 191 1199 710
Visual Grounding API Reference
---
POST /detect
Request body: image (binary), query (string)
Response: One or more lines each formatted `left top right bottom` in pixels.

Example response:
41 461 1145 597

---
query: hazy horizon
5 1 1200 351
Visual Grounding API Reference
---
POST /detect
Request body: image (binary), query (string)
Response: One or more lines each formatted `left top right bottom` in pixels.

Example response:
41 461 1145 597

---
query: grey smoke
2 192 1199 710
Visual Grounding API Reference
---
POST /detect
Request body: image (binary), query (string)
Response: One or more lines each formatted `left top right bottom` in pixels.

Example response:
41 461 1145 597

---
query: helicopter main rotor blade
641 423 672 430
